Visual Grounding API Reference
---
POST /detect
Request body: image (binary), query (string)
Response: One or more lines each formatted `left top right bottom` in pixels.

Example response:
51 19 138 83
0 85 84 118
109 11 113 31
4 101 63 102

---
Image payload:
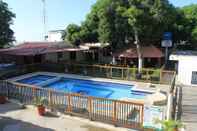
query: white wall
170 55 197 86
47 31 63 42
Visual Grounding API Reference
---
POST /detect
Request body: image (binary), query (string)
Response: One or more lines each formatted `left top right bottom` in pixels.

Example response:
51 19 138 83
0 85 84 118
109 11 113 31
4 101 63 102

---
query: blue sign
163 32 172 40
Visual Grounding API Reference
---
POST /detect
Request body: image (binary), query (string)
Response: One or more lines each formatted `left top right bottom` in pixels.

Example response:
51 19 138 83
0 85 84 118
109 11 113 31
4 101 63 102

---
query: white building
47 30 64 42
170 51 197 86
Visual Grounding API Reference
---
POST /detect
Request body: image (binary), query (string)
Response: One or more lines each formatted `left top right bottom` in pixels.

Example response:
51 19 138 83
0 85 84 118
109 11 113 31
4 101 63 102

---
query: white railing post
166 93 173 120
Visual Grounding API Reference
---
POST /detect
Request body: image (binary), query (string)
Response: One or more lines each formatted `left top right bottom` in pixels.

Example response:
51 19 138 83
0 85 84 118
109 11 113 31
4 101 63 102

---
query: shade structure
113 45 164 59
146 90 167 106
0 42 87 56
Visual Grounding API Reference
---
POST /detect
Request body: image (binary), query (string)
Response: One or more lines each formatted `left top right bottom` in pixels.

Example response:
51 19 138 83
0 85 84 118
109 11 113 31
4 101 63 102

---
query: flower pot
174 128 178 131
0 96 6 104
37 105 45 116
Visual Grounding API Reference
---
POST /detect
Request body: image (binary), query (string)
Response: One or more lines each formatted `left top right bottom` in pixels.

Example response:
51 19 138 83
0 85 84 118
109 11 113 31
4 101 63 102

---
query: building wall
76 51 85 62
170 55 197 86
45 51 85 63
98 50 112 63
45 53 58 63
47 31 63 42
62 52 70 61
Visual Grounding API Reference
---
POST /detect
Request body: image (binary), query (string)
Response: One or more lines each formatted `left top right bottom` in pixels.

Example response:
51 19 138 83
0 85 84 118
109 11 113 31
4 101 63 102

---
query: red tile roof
113 45 164 58
0 42 86 56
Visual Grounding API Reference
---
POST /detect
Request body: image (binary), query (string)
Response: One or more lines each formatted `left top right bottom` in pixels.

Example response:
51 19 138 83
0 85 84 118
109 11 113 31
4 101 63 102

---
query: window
191 71 197 84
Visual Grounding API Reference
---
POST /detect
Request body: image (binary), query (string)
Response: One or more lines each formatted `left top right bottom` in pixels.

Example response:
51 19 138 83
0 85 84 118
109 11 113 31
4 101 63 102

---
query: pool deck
0 102 136 131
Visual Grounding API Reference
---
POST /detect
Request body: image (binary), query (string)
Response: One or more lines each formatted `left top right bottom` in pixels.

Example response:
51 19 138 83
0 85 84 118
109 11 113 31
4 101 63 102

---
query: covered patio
112 45 164 68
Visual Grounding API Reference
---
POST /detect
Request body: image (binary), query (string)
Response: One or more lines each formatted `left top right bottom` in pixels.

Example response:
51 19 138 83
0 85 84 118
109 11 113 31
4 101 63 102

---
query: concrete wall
45 51 85 63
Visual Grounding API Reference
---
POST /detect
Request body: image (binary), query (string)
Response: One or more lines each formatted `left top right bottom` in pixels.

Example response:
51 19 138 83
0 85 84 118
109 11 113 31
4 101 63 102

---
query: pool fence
0 63 177 130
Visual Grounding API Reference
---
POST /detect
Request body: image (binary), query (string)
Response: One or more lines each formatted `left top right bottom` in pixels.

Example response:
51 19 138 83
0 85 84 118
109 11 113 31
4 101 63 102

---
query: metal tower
42 0 47 40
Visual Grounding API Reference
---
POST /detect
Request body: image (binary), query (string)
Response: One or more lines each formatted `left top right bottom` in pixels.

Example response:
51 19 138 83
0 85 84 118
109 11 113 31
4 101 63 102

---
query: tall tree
65 24 81 46
181 4 197 44
65 0 183 71
119 0 177 72
0 1 15 48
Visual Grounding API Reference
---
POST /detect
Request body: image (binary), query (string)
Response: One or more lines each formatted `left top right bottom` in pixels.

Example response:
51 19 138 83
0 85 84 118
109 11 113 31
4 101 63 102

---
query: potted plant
34 97 48 116
156 119 184 131
0 95 7 104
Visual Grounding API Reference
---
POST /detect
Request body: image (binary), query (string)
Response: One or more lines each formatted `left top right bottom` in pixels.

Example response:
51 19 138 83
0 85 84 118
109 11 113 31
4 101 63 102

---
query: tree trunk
134 30 143 73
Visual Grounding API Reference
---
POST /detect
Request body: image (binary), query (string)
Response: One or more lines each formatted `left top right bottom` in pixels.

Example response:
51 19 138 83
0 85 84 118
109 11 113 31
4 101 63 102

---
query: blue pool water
16 75 152 99
17 75 56 85
44 78 150 99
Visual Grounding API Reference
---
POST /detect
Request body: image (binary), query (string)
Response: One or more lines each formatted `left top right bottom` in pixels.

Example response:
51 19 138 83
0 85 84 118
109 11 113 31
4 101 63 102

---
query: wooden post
32 87 36 98
160 70 163 84
146 69 149 81
122 68 124 80
110 67 112 78
88 96 92 119
112 101 117 125
49 90 52 107
66 94 72 113
140 105 144 125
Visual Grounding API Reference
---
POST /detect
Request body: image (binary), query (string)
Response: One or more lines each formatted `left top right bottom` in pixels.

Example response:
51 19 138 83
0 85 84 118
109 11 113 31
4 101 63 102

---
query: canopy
113 45 164 59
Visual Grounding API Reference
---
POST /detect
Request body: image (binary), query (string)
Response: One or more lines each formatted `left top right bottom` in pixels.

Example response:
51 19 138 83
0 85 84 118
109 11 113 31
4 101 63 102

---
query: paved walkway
0 102 134 131
181 86 197 131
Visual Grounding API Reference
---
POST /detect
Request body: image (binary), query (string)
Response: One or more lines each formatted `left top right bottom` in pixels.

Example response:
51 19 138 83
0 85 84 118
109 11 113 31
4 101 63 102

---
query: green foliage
155 119 184 131
179 4 197 47
65 24 81 45
192 26 197 42
0 1 15 48
33 97 48 107
64 1 197 50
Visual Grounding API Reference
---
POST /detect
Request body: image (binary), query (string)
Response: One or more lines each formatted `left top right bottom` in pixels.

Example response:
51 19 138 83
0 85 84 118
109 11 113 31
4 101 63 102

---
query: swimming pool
15 74 152 99
17 75 56 85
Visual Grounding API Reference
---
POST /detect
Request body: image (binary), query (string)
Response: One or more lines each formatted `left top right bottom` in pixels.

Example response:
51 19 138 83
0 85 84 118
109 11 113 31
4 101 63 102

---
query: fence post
112 101 117 125
49 90 52 107
32 87 36 98
146 69 149 81
88 96 93 120
167 93 173 120
5 81 9 98
160 70 163 84
121 68 124 80
140 105 144 125
66 94 72 113
110 67 112 78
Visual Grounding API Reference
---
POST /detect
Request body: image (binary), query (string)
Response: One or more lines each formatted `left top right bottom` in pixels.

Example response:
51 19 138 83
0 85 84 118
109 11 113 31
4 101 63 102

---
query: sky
3 0 197 42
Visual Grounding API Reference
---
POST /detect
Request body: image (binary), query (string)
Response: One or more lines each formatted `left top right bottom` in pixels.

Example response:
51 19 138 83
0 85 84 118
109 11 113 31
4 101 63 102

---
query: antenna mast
42 0 47 40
